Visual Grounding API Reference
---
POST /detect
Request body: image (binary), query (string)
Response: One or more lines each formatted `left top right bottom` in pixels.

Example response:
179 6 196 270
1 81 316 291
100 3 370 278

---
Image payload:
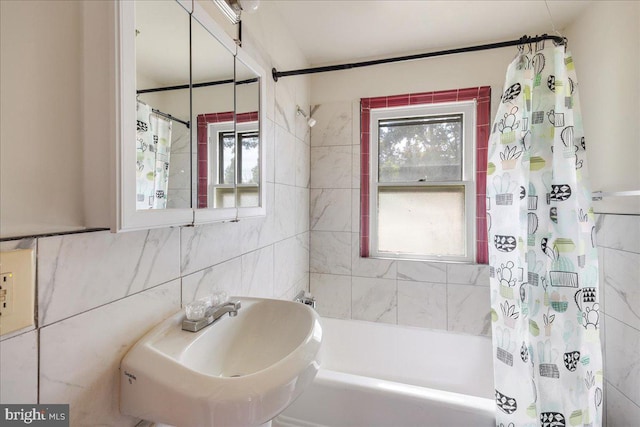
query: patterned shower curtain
136 101 172 209
487 41 603 426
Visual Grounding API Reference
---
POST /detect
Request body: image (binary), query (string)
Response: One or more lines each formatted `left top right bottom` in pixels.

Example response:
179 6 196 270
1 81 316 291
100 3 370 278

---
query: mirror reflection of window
219 132 236 185
205 118 259 209
191 15 236 210
235 62 261 209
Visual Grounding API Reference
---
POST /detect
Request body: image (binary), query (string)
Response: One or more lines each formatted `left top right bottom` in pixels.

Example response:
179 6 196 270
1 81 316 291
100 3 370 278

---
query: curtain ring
530 34 536 53
517 35 528 54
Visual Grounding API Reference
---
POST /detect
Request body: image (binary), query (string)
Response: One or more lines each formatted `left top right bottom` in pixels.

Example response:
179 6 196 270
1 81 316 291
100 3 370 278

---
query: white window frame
369 100 477 262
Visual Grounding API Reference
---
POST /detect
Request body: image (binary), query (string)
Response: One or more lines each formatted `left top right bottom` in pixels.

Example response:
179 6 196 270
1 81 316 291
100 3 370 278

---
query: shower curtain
136 101 172 209
487 42 603 426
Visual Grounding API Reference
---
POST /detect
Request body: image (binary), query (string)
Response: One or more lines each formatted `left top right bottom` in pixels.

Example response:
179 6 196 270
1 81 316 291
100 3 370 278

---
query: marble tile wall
309 100 492 336
595 214 640 425
0 73 311 425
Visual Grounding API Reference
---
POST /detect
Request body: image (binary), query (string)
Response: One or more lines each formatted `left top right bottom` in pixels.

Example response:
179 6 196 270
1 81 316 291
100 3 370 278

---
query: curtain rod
592 190 640 201
151 108 190 129
136 77 259 95
272 34 566 81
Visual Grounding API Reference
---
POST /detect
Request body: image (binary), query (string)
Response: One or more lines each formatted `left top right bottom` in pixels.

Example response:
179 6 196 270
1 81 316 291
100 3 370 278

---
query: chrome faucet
182 300 241 332
294 291 316 309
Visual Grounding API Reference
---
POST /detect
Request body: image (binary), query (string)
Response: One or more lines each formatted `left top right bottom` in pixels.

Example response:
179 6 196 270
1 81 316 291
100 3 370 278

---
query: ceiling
269 0 593 66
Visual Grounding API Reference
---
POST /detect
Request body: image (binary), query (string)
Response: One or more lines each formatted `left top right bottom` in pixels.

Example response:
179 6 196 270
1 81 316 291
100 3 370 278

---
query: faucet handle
210 291 229 306
185 300 208 321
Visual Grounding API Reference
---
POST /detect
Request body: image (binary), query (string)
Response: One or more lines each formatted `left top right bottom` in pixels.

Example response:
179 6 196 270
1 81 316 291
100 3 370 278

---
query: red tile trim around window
196 111 259 208
360 86 491 264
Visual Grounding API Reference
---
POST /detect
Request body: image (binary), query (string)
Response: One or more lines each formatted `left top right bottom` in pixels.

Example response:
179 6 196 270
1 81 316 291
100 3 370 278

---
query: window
361 87 491 263
196 111 260 209
208 120 260 208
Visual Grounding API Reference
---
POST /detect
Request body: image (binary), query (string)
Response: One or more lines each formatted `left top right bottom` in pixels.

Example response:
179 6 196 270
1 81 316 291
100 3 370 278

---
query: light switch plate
0 249 36 336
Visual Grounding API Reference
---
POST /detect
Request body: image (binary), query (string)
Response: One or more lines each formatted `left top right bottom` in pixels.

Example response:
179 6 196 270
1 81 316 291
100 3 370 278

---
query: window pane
214 187 236 208
219 132 235 184
239 132 259 184
378 115 462 182
377 186 466 257
238 187 259 207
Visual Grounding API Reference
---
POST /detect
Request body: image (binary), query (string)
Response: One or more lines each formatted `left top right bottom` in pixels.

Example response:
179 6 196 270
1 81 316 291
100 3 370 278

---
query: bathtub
273 317 495 427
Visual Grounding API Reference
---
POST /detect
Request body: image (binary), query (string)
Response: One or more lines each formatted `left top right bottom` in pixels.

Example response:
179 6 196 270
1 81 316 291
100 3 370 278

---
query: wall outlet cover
0 248 36 336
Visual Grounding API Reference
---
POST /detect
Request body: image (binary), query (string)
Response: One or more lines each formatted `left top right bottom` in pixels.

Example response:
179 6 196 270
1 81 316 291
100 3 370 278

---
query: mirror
191 14 235 215
234 57 261 209
117 0 266 231
134 0 191 210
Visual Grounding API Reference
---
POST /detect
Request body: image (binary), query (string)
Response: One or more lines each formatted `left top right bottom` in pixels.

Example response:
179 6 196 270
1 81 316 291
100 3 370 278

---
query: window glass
239 131 259 184
378 186 466 257
219 132 235 185
378 115 463 182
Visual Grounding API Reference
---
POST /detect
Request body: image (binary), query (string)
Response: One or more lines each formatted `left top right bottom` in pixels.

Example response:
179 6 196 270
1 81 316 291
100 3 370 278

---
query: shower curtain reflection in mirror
136 100 172 209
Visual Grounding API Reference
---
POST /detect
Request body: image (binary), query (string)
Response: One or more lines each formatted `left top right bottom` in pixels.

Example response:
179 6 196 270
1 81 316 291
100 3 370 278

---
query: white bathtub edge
315 369 495 416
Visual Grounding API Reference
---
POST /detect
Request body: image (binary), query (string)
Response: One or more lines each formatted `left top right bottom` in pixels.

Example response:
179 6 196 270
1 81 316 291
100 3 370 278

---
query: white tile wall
39 281 181 426
606 382 640 426
181 221 243 276
241 245 275 297
605 314 640 404
397 281 447 329
0 330 38 403
447 285 492 335
351 233 396 279
603 248 640 330
310 273 351 319
309 101 353 147
595 214 640 425
310 146 352 189
352 277 397 324
38 228 180 326
310 189 352 232
182 258 243 303
397 260 447 283
274 183 298 240
275 124 297 185
309 231 351 275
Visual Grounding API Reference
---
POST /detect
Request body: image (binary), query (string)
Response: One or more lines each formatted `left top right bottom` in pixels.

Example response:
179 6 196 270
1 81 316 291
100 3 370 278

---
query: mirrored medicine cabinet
116 0 266 232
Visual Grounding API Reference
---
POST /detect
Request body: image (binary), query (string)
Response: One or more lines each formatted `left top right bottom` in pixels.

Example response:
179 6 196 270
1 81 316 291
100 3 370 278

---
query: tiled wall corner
310 273 351 319
596 213 640 425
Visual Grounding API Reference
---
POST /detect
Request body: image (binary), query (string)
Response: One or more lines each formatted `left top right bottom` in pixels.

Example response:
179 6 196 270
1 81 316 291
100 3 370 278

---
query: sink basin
120 297 323 427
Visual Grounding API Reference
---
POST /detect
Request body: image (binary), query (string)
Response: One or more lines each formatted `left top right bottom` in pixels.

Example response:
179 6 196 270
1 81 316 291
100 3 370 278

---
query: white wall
311 47 515 120
0 0 85 237
564 1 640 214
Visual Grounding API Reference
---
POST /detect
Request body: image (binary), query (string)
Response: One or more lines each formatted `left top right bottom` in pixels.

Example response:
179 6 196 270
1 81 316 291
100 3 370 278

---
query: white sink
120 297 323 427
